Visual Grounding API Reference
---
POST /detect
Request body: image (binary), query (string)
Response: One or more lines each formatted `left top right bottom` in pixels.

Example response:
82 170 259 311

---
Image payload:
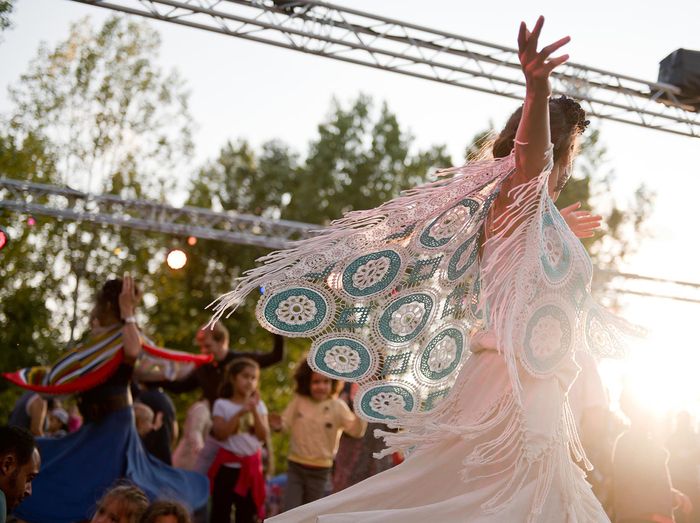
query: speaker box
658 49 700 109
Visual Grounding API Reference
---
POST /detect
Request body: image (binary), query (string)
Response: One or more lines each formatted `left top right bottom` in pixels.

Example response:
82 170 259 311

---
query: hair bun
552 96 589 135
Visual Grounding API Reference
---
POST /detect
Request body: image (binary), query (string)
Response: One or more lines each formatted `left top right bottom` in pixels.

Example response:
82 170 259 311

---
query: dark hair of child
218 357 260 398
293 359 343 398
140 499 192 523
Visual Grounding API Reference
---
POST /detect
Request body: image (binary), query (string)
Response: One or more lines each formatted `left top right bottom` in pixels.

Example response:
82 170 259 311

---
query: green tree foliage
0 0 13 35
136 95 449 471
0 15 193 414
2 14 194 348
1 14 650 475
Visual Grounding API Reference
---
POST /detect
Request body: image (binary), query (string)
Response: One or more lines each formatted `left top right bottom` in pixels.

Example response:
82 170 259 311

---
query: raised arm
236 333 285 369
512 16 570 185
119 274 142 365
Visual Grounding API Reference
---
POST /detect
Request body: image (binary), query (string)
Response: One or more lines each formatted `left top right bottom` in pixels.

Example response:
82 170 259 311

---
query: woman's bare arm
512 16 570 186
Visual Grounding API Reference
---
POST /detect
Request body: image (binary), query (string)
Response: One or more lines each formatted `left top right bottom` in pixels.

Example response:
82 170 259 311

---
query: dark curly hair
492 96 589 163
294 359 343 398
140 500 192 523
0 425 36 466
95 278 141 323
218 357 260 399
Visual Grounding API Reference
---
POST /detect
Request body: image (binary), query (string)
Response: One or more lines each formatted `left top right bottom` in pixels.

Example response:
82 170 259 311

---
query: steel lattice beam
69 0 700 137
0 178 315 249
3 177 700 304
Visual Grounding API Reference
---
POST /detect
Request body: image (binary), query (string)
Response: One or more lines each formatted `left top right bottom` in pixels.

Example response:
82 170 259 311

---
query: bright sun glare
598 299 700 420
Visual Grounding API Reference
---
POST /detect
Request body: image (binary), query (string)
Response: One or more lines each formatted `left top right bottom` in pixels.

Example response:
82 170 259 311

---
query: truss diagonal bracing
4 177 700 304
71 0 700 138
0 178 316 250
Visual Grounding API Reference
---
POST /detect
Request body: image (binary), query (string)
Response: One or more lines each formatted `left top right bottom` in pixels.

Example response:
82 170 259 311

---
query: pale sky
2 0 700 412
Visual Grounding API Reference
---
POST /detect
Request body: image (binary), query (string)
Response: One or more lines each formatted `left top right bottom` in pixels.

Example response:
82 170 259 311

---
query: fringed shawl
210 150 636 425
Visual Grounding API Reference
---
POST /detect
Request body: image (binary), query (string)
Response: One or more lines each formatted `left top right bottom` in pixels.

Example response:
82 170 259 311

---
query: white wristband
123 316 138 324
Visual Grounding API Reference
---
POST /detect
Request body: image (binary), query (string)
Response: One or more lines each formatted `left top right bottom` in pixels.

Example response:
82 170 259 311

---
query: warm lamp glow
166 249 188 270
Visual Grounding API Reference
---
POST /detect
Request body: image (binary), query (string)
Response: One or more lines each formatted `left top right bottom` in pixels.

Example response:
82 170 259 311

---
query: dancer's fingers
575 214 603 223
518 22 527 53
560 202 582 215
525 16 544 53
545 54 569 72
539 36 571 60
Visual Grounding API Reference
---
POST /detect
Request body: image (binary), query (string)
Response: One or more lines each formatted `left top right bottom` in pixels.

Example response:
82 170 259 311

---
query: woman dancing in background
211 17 631 522
4 276 210 523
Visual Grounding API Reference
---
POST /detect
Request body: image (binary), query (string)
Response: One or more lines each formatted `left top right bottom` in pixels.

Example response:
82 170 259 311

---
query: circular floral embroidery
378 291 435 344
419 199 480 248
431 206 469 240
539 211 572 285
369 391 406 416
427 336 458 373
446 232 480 282
417 326 465 382
323 345 361 374
275 294 318 325
352 256 391 290
389 301 426 336
356 383 417 421
260 285 333 337
341 249 403 298
522 303 573 375
543 227 564 267
529 315 564 358
311 336 376 380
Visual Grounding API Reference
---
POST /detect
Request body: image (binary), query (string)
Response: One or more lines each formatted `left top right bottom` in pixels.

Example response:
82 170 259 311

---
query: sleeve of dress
280 396 297 431
211 399 226 419
336 399 367 438
235 334 285 369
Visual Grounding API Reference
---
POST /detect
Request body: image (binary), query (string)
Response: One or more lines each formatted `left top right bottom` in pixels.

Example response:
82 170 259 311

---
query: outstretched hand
119 273 141 319
518 16 570 96
268 412 283 432
560 202 602 239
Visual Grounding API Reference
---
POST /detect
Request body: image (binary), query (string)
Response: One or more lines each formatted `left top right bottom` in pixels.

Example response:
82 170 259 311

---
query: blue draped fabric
14 406 208 523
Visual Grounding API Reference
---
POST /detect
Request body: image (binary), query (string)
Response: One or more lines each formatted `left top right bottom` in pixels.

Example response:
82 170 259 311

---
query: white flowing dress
268 316 608 523
214 150 632 523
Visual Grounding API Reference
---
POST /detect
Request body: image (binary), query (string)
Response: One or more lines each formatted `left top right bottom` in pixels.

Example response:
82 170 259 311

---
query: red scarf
208 447 266 520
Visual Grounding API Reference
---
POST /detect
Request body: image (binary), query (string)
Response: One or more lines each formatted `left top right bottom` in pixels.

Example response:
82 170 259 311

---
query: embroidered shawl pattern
211 151 635 428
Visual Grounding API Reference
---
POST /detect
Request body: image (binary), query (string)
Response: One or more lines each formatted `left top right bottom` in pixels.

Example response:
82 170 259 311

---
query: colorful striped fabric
3 325 212 394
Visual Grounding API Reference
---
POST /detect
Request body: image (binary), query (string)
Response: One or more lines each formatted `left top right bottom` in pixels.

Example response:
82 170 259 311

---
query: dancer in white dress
212 17 634 522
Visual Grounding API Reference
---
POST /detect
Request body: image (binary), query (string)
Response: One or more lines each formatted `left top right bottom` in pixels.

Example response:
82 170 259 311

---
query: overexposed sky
2 0 700 410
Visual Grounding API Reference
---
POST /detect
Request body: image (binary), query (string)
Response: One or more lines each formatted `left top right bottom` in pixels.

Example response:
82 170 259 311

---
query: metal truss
0 178 315 249
70 0 700 137
4 177 700 304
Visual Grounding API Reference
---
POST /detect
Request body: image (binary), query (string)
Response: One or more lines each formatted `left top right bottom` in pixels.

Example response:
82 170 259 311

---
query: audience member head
195 321 229 361
140 500 192 523
91 484 149 523
0 425 40 512
293 359 342 402
47 407 69 434
91 278 142 327
133 402 159 438
219 357 260 400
